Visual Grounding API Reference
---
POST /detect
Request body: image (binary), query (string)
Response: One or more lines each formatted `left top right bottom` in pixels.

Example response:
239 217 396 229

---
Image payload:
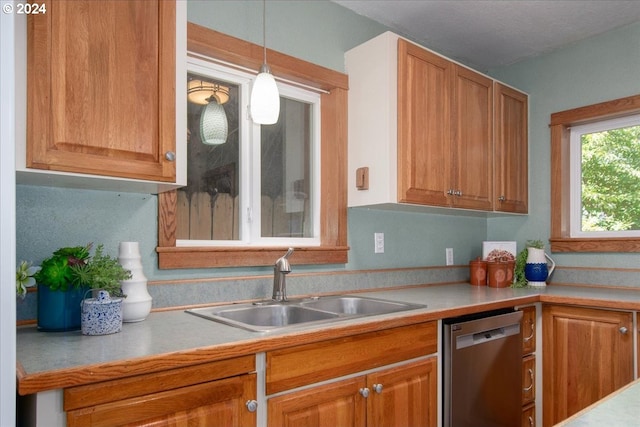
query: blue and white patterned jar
81 290 123 336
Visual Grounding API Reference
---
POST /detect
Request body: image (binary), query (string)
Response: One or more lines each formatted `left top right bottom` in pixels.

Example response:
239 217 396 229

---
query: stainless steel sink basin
299 295 422 315
187 295 426 332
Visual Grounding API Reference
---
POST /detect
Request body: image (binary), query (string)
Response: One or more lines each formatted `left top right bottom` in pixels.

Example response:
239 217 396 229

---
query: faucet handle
283 247 294 259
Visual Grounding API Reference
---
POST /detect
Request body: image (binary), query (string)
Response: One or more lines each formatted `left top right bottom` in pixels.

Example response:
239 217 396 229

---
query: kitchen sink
299 295 420 315
186 295 426 332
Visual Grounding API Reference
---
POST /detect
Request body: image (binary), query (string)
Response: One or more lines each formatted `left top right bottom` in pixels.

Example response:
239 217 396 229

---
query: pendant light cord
262 0 267 65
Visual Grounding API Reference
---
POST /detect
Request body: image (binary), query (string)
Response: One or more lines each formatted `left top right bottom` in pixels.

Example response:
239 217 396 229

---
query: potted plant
32 243 131 331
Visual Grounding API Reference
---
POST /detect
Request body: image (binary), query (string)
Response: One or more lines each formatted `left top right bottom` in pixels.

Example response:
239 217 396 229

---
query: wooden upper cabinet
494 82 528 213
397 39 452 207
27 0 177 183
347 32 526 213
451 65 493 210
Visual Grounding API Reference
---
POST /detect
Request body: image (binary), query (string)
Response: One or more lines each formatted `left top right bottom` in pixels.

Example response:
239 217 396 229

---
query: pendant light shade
251 64 280 125
250 0 280 125
200 98 228 145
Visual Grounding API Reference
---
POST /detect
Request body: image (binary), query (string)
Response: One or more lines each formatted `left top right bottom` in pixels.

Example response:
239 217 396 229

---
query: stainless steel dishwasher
443 309 523 427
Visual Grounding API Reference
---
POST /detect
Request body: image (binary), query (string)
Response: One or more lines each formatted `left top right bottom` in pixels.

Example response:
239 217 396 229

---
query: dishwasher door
443 310 523 427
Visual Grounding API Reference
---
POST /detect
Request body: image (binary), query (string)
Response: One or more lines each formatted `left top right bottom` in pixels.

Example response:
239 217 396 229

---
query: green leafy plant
513 240 545 288
33 244 92 292
33 243 131 295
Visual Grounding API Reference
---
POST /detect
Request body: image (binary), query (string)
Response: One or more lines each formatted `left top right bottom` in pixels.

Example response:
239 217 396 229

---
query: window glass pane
580 124 640 232
178 73 240 241
261 98 313 238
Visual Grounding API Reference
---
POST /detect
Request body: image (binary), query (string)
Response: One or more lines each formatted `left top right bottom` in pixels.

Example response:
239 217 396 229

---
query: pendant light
200 96 228 145
250 0 280 125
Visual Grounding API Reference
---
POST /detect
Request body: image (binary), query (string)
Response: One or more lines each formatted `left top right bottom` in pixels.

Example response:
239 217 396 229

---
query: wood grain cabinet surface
346 32 527 213
494 83 529 213
26 0 178 184
519 305 537 426
266 322 438 427
542 305 634 427
64 355 257 427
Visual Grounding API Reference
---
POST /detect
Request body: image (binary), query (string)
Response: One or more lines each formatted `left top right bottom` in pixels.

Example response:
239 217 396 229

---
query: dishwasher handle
455 323 520 350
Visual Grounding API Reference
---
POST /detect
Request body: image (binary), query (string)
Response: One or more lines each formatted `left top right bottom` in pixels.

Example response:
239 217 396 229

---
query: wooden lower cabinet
542 305 634 426
64 356 257 427
267 357 437 427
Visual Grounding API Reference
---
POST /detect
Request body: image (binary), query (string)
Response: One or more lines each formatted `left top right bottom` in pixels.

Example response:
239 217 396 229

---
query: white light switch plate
374 232 384 253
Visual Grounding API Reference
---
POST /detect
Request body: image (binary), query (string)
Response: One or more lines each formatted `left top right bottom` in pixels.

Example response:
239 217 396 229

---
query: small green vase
37 284 87 331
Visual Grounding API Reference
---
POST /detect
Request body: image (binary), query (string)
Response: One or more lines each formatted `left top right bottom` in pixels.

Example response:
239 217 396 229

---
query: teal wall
487 21 640 269
16 1 640 310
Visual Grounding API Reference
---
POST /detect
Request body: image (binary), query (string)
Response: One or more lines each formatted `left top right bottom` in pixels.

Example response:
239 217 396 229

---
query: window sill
550 238 640 253
157 246 349 269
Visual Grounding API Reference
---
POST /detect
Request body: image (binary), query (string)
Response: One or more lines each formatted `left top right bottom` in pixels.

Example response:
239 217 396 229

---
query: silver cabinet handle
359 387 370 398
529 415 534 427
498 195 506 202
447 189 454 195
165 151 176 161
454 190 462 196
523 368 534 392
620 326 628 334
372 383 383 394
524 321 534 342
245 400 258 412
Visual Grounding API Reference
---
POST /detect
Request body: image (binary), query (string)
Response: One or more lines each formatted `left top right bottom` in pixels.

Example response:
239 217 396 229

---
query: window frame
569 114 640 238
550 93 640 252
182 60 322 247
157 23 349 268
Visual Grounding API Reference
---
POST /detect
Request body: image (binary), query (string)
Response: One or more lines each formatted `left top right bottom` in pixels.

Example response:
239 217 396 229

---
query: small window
569 115 640 238
180 59 321 247
549 93 640 253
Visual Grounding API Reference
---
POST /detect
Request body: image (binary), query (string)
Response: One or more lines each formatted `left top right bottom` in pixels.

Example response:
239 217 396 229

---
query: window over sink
157 24 349 268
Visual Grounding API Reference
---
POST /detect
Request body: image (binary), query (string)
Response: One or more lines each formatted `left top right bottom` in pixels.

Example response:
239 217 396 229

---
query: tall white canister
118 241 152 322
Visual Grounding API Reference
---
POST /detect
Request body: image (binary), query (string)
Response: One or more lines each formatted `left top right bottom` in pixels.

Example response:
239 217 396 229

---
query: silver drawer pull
359 387 370 398
620 326 628 334
524 322 534 342
523 368 534 392
245 400 258 412
372 383 383 394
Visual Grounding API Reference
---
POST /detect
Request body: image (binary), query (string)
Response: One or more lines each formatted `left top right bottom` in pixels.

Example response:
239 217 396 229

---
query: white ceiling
332 0 640 70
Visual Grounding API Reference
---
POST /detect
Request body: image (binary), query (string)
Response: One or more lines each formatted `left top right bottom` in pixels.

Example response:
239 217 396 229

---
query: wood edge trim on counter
15 297 532 396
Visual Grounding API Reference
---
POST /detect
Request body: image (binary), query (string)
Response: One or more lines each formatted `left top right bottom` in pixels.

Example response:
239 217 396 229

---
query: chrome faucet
272 248 294 301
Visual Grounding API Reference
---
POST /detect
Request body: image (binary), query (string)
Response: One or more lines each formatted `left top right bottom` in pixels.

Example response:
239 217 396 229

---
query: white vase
118 241 152 322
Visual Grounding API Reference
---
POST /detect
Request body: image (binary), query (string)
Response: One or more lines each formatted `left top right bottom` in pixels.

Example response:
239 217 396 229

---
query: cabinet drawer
266 322 437 394
521 305 536 355
522 403 535 427
64 355 255 411
522 354 535 406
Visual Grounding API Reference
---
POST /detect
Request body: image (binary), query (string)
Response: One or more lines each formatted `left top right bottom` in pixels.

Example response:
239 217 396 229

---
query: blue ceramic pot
37 285 87 331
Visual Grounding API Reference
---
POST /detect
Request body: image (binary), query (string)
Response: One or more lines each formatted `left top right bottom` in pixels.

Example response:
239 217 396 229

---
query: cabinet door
451 65 493 210
267 376 366 427
542 305 633 426
66 373 256 427
367 357 437 427
397 39 452 207
27 0 176 182
494 83 528 213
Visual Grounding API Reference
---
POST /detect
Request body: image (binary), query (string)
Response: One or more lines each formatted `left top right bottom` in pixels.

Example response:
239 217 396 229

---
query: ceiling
332 0 640 71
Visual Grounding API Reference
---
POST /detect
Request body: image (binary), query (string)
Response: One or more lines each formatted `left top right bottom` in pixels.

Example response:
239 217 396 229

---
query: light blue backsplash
16 2 640 320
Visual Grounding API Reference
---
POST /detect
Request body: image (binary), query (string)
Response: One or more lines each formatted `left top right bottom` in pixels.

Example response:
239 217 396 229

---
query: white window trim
569 113 640 238
178 56 321 248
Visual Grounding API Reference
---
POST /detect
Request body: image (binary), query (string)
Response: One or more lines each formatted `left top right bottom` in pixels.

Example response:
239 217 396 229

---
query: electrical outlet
374 232 385 253
446 248 454 265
